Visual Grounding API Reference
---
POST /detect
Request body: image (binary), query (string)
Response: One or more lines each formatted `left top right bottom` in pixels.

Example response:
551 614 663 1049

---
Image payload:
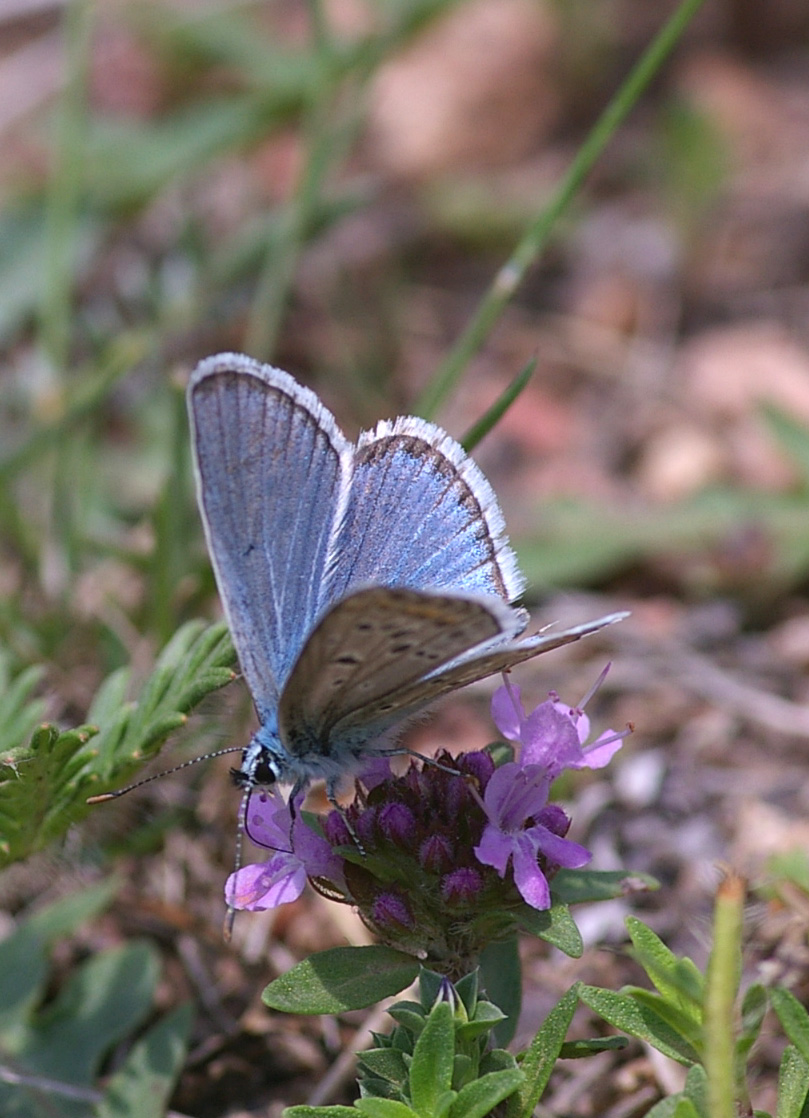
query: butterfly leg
325 776 366 855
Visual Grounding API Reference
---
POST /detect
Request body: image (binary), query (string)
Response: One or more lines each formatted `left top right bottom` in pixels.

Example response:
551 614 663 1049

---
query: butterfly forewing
189 355 351 716
278 587 523 754
327 419 524 606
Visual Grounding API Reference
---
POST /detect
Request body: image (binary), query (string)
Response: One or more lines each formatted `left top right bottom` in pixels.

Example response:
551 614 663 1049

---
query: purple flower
474 760 591 910
225 788 344 911
490 668 624 780
475 669 623 910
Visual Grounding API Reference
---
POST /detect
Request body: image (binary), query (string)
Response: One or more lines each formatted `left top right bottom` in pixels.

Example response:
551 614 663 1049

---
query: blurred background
1 0 809 1114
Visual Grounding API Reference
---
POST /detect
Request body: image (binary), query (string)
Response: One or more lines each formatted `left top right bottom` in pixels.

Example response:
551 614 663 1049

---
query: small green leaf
518 903 583 957
578 986 701 1066
284 1109 359 1118
625 988 703 1050
559 1036 629 1058
627 916 704 1013
25 879 120 943
760 404 809 487
409 1001 454 1117
507 985 578 1118
448 1069 523 1118
770 987 809 1065
737 983 768 1070
645 1098 702 1118
776 1046 809 1118
358 1048 409 1089
262 946 418 1014
0 926 49 1034
683 1064 709 1118
454 972 478 1018
457 1001 506 1044
354 1099 419 1118
388 1006 427 1038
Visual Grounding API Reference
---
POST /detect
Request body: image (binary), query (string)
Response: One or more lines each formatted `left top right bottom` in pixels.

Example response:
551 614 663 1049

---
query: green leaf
507 985 578 1118
409 1001 454 1118
737 983 768 1071
94 1003 193 1118
461 359 535 452
683 1064 709 1118
284 1109 359 1118
448 1069 523 1118
518 903 583 957
0 882 119 1035
354 1100 419 1118
770 987 809 1065
12 942 159 1084
24 880 120 943
551 868 658 904
457 1000 506 1044
776 1046 809 1118
0 928 50 1036
559 1036 629 1058
479 938 520 1047
358 1048 410 1091
388 1006 427 1038
646 1098 702 1118
626 917 704 1014
578 986 701 1066
453 972 479 1019
623 987 704 1054
263 946 419 1014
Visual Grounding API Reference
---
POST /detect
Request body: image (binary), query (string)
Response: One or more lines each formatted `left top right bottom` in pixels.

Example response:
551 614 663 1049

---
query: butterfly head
231 729 286 790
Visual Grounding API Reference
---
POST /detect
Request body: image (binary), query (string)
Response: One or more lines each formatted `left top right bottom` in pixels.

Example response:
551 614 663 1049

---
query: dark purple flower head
223 666 625 970
441 866 483 906
419 833 453 873
372 892 415 932
379 801 417 846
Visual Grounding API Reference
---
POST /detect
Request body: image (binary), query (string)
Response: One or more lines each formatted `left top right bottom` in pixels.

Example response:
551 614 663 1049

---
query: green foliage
0 887 191 1118
0 620 235 868
285 968 523 1118
580 913 809 1118
263 946 420 1015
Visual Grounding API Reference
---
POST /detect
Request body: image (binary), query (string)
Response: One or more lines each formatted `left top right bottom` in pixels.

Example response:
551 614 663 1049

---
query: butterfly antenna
85 746 245 804
223 787 250 941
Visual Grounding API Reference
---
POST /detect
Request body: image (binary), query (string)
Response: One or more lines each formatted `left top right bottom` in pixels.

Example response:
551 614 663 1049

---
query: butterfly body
188 353 625 795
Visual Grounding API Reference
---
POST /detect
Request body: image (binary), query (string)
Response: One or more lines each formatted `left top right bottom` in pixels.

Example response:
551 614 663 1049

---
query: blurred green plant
0 620 235 869
517 402 809 595
0 883 192 1118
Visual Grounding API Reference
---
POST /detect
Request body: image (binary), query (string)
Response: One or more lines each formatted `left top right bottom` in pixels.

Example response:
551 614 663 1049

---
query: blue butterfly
188 353 624 800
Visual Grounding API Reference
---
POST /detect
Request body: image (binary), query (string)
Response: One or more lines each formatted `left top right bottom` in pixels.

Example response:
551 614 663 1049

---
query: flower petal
491 683 524 741
531 824 591 869
474 824 514 877
225 854 307 911
511 833 551 909
520 701 581 771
